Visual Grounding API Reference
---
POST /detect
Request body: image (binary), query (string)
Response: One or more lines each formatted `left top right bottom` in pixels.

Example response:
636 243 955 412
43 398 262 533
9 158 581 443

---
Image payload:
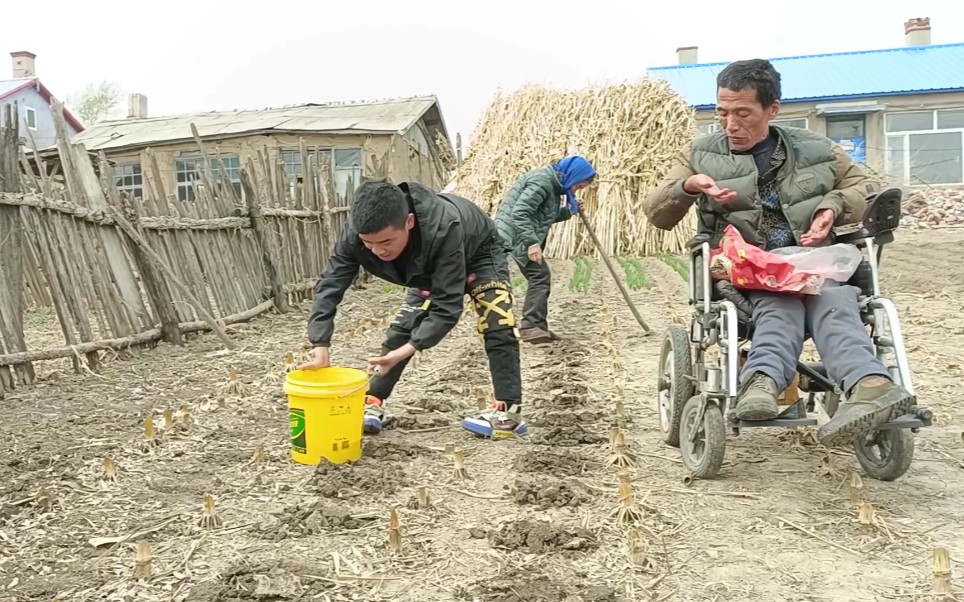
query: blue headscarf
551 155 596 216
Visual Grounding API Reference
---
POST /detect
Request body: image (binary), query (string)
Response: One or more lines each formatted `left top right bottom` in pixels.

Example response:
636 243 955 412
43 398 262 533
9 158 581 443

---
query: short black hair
717 59 782 107
351 180 408 234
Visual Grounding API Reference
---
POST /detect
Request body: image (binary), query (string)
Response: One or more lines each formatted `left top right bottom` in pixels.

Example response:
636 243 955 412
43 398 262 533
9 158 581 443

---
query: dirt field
1 229 963 602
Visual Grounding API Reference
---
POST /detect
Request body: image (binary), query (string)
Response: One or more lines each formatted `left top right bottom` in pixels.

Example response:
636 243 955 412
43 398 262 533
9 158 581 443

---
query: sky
4 0 963 148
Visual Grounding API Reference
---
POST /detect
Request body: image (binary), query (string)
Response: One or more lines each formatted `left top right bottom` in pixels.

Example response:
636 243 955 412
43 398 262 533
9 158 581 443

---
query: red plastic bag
709 225 823 294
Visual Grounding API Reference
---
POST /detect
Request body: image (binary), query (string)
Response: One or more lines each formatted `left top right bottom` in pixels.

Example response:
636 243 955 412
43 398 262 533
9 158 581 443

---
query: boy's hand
527 244 543 264
297 346 330 370
367 343 416 375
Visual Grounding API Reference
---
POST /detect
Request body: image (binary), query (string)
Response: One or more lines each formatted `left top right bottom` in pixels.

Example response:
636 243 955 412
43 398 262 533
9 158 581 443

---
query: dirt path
1 230 962 602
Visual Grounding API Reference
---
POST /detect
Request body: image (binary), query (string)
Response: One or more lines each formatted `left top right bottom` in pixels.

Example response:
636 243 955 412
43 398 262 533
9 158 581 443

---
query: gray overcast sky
5 0 962 146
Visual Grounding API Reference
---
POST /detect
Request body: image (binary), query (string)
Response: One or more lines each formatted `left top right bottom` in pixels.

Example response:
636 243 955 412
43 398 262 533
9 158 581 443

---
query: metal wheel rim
856 431 896 468
682 403 706 464
658 345 674 432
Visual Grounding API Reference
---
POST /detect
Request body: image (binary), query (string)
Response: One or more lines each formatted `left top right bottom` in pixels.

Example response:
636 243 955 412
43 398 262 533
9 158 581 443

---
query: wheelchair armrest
832 187 902 247
688 233 712 250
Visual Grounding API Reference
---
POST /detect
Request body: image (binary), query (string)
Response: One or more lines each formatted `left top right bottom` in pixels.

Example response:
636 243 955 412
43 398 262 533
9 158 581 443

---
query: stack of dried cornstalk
448 80 696 258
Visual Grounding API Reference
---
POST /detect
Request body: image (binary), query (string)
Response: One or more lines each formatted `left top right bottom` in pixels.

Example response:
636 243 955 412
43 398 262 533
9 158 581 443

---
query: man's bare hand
683 174 738 204
297 346 330 370
801 209 835 247
527 244 543 264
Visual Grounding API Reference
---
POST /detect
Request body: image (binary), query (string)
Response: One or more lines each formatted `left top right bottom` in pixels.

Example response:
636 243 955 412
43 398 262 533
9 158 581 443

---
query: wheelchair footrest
727 416 819 429
878 405 933 430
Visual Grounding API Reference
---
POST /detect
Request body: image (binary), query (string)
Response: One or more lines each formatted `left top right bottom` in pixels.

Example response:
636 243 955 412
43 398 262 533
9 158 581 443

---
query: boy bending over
300 180 526 439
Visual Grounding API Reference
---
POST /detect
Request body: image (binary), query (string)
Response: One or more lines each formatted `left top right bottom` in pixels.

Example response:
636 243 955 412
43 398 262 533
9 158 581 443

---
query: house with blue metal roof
646 18 964 187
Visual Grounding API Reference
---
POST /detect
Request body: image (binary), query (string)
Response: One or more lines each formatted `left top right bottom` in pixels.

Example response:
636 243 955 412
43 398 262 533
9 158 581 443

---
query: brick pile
900 186 964 228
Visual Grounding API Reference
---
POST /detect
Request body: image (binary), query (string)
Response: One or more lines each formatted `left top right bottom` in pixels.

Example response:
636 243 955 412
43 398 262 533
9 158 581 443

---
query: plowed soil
1 229 962 602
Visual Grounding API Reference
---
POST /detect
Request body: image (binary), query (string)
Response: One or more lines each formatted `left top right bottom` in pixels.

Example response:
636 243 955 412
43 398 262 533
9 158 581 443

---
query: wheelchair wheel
679 395 725 479
854 429 914 482
657 325 695 447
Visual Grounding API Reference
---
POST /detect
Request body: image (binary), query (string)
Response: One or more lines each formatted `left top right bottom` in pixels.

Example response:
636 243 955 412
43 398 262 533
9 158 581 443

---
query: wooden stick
0 299 274 366
240 167 288 313
103 205 235 349
776 516 861 557
0 103 35 387
578 212 652 334
66 141 148 333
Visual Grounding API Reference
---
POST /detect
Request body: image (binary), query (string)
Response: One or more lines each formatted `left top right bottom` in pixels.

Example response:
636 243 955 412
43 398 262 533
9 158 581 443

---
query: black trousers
513 254 552 331
368 236 523 405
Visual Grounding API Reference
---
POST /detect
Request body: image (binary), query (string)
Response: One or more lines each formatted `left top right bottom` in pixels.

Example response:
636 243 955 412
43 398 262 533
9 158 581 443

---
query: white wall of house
2 84 80 149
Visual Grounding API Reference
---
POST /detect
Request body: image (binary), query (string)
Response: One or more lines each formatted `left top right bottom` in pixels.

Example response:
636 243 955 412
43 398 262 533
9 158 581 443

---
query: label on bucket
290 408 307 455
328 402 352 417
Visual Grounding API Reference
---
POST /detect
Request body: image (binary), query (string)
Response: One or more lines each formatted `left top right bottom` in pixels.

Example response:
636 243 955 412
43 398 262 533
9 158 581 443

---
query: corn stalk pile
449 80 697 258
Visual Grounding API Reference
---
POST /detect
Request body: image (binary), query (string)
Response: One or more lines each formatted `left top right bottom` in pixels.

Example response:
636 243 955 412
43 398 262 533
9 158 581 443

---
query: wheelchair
656 187 933 482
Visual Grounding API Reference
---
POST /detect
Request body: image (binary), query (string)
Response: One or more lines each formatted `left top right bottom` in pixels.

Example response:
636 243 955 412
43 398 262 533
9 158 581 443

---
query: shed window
175 153 242 202
114 163 143 199
25 107 37 129
333 148 363 204
280 148 332 185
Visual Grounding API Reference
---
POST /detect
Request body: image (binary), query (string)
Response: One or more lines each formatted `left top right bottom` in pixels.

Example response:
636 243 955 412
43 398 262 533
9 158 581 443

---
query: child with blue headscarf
493 155 597 344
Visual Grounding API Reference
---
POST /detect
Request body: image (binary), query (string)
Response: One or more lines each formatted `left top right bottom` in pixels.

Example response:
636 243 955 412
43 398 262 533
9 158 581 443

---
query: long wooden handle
578 212 652 335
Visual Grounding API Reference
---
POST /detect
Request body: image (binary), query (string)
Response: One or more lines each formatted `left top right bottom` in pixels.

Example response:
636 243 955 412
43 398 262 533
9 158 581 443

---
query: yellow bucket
283 367 368 465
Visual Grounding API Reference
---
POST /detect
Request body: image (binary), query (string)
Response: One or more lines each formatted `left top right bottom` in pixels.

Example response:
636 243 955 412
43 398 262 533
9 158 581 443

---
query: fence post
97 155 182 346
122 193 183 346
0 102 36 394
240 167 288 313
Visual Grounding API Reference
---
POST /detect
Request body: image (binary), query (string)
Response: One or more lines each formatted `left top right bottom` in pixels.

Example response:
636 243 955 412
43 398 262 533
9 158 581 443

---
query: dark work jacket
307 182 497 351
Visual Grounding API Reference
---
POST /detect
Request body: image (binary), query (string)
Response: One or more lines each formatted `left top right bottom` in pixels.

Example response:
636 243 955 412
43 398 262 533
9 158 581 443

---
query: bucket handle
335 365 381 399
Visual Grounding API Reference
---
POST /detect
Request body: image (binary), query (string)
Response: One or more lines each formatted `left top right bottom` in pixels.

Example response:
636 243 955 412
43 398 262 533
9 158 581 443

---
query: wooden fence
0 101 354 399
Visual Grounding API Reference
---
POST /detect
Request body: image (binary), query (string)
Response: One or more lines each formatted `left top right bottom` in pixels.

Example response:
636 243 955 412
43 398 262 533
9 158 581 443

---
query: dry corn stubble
612 470 644 524
36 488 55 511
141 416 159 452
932 547 951 594
102 457 117 482
449 80 696 258
219 368 251 398
199 493 222 529
607 430 638 468
452 448 469 481
388 507 402 553
627 527 650 569
133 539 152 580
857 502 876 534
251 444 268 465
416 485 431 509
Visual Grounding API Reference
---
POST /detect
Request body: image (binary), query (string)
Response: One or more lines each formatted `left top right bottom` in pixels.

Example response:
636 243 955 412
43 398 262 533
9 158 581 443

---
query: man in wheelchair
642 58 916 449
